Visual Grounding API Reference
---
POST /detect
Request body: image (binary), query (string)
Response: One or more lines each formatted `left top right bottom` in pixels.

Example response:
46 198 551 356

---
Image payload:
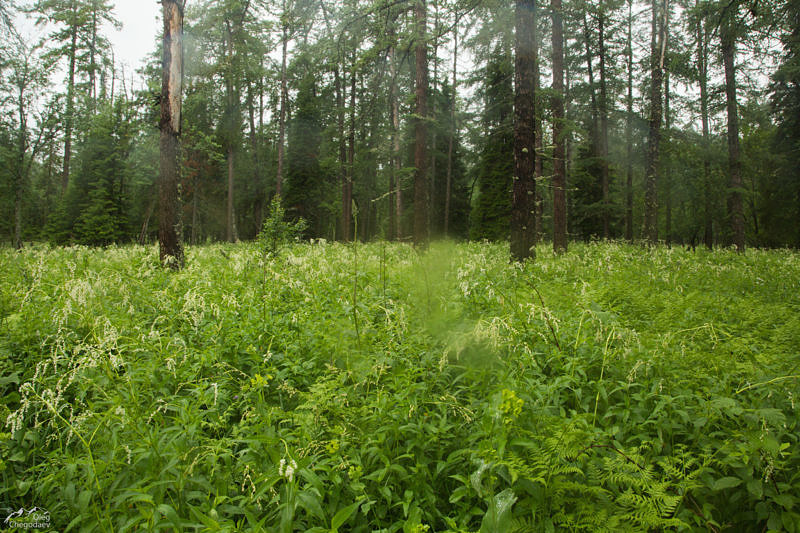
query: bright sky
108 1 162 73
15 0 162 74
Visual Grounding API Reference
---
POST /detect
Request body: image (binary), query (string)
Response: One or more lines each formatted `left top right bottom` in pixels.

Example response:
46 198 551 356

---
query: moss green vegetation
1 241 799 531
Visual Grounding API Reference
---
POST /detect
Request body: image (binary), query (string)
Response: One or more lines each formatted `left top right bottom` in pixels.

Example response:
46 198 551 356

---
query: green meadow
1 242 799 531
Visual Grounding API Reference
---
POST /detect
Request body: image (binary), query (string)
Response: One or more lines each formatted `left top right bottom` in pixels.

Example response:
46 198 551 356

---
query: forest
1 0 800 531
0 0 797 250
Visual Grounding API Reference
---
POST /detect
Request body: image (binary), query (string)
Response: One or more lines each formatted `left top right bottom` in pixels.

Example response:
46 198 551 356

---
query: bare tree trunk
335 66 350 241
388 43 397 241
625 0 634 241
664 68 672 245
347 52 356 240
392 63 403 241
89 6 97 109
721 19 745 252
581 13 599 168
598 1 610 239
444 22 457 237
158 0 184 268
533 1 543 239
643 0 667 243
552 0 567 253
430 0 439 234
511 0 537 261
248 83 264 230
14 84 25 250
698 6 712 249
413 0 429 248
225 20 237 243
61 23 78 195
276 10 288 198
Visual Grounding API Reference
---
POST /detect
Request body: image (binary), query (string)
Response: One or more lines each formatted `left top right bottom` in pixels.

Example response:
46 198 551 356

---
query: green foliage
470 47 513 242
258 195 307 257
1 241 799 531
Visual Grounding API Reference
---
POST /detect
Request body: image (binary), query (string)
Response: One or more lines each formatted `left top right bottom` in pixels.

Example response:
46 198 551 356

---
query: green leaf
479 489 517 533
331 500 361 531
713 477 742 491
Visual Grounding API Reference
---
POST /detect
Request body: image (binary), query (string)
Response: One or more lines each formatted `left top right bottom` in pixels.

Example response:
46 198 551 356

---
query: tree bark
533 1 543 239
664 68 672 245
276 7 288 198
413 0 429 248
335 66 351 241
511 0 537 262
698 6 712 248
61 22 78 195
388 40 397 241
721 18 745 252
625 0 634 241
552 0 567 253
444 22 457 237
347 52 357 240
430 0 439 234
643 0 667 243
598 1 610 239
225 20 237 243
158 0 184 269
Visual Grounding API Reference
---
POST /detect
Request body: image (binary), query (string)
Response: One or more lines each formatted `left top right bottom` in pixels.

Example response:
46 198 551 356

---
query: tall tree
511 0 536 261
720 2 745 252
31 0 115 194
624 0 634 241
694 0 713 248
3 38 53 249
413 0 429 247
444 19 457 237
598 0 611 239
158 0 184 268
643 0 668 243
276 0 288 199
552 0 567 252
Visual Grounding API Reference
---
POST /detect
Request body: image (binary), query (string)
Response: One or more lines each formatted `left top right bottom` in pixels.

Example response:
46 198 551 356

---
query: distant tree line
1 0 799 253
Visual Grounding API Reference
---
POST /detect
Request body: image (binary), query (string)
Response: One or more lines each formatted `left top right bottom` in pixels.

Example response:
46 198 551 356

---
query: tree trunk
664 68 672 245
276 12 288 198
533 1 543 239
14 84 26 250
61 23 78 195
158 0 184 269
347 53 356 240
552 0 567 253
445 22 457 237
698 7 712 248
643 0 667 243
599 2 610 239
511 0 537 262
413 0 429 248
430 1 438 234
248 82 264 231
721 19 745 252
581 13 599 168
225 20 237 243
335 66 351 241
89 6 97 109
392 52 403 241
625 0 634 241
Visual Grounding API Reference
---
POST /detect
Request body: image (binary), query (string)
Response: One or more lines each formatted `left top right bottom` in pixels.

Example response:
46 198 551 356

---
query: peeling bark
158 0 184 269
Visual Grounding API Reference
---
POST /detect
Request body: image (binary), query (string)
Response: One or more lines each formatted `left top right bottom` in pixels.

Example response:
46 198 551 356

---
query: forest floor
1 241 799 531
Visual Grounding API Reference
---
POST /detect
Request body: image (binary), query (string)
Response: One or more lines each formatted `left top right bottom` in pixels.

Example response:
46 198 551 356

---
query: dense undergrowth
1 241 799 532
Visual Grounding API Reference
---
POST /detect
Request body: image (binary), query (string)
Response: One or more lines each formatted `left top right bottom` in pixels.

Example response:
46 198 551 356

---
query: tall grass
1 241 798 531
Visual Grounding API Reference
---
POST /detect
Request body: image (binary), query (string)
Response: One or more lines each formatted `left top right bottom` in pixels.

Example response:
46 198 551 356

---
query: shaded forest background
0 0 798 250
